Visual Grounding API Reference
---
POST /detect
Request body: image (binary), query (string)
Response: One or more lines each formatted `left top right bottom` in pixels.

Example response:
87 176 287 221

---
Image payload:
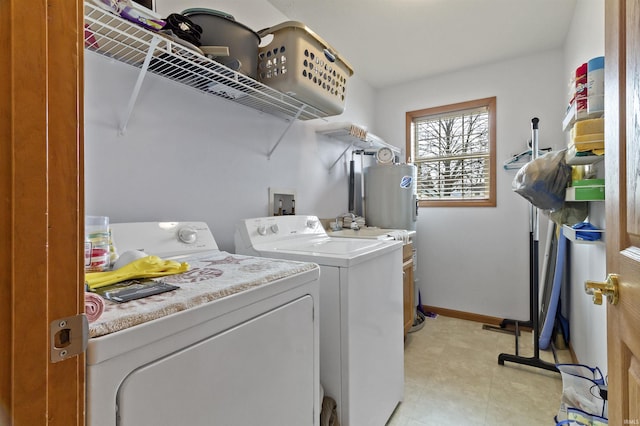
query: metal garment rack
496 118 559 373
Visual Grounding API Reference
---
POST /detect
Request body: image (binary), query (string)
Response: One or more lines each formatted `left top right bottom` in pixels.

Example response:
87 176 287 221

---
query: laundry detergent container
182 8 260 79
257 21 354 115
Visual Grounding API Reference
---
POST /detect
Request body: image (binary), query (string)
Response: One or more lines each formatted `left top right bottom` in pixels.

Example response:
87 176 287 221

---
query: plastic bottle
587 56 605 116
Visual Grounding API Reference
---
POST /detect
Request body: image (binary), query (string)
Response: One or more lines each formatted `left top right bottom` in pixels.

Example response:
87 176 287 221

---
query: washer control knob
270 224 280 234
178 226 198 244
257 225 268 236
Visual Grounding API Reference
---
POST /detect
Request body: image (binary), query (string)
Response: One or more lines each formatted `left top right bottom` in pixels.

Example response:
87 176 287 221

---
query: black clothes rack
497 118 558 373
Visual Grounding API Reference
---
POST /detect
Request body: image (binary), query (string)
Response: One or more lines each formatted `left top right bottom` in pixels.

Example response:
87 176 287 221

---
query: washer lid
251 237 402 267
273 237 385 255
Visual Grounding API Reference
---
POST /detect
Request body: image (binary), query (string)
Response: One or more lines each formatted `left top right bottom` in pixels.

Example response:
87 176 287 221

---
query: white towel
387 230 409 244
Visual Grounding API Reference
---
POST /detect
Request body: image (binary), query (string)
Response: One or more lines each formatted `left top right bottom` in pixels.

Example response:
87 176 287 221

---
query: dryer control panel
110 221 218 258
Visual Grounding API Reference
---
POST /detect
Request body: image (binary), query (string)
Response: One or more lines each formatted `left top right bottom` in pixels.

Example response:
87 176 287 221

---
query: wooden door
0 0 85 425
605 0 640 424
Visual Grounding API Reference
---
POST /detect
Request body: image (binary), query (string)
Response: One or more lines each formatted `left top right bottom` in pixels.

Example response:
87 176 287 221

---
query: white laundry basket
258 21 354 115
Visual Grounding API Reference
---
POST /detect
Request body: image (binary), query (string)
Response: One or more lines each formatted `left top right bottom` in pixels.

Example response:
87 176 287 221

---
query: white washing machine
234 215 404 426
86 221 320 426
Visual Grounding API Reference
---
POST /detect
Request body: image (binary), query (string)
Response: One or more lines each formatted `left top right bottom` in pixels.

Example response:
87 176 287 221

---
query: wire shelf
315 123 401 154
83 2 329 122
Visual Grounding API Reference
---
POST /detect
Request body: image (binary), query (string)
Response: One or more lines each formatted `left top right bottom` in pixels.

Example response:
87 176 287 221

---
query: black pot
182 8 260 79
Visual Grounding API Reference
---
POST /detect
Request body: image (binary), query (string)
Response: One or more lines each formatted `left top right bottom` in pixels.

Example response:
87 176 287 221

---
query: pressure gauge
376 147 395 164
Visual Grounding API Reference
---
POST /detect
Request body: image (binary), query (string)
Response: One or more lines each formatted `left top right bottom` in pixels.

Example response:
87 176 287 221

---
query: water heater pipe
360 152 366 219
348 153 355 213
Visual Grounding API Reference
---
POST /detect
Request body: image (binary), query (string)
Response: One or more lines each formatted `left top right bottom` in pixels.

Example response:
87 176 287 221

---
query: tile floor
387 315 573 426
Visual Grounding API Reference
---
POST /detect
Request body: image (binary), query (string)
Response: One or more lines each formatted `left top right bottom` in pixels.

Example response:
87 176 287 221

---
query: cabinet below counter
403 243 415 338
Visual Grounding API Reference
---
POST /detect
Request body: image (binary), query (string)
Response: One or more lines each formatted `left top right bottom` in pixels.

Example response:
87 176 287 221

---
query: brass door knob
585 274 620 305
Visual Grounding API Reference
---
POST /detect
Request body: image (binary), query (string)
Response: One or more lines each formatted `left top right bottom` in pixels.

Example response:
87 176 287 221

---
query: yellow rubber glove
86 255 189 290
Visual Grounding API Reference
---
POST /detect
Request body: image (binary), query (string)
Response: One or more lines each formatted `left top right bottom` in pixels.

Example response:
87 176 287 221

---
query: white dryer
235 215 404 426
86 221 320 426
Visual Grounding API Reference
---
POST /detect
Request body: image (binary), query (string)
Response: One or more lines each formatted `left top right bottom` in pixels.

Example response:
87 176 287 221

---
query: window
406 97 496 207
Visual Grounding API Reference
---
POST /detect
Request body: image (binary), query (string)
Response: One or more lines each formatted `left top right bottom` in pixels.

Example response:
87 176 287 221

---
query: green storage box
567 179 605 200
572 178 605 187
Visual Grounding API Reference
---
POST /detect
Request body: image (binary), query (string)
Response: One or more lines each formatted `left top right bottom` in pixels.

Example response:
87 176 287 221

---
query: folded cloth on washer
85 255 189 290
387 230 409 244
85 292 105 323
320 396 340 426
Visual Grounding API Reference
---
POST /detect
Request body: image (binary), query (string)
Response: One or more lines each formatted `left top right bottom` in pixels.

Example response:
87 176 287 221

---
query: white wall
375 51 567 321
562 0 607 372
84 0 375 252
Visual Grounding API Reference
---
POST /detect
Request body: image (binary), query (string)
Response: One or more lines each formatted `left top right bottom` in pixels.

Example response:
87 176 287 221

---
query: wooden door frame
1 1 85 425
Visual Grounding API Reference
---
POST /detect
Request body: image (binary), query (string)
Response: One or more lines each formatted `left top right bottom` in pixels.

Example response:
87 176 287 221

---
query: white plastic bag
513 149 572 212
556 364 607 423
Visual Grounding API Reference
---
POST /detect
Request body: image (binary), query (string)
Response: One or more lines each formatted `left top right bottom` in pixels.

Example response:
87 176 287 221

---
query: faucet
334 213 360 231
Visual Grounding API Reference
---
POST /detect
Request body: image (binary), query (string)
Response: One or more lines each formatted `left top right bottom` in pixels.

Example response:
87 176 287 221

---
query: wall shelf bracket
119 35 161 135
328 143 354 172
267 106 305 159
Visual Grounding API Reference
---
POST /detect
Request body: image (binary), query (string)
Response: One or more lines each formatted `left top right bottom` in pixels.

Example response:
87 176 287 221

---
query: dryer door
117 296 315 426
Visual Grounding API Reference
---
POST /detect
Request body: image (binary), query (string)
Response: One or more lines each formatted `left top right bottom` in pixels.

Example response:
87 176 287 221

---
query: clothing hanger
503 144 552 170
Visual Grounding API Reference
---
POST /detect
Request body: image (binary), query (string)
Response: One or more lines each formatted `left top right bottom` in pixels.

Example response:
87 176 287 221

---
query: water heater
364 164 418 231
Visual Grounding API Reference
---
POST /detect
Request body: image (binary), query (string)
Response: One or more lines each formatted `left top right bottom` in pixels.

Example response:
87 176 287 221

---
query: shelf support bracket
267 106 305 159
328 143 353 172
119 35 161 135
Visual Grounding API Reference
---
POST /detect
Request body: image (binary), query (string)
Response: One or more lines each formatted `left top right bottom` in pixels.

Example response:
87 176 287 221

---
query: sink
328 228 394 240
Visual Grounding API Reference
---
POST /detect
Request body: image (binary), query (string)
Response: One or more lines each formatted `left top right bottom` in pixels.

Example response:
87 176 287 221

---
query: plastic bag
513 149 572 212
548 201 589 227
555 364 607 423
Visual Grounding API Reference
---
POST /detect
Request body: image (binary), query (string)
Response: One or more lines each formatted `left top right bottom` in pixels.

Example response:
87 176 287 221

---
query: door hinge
50 314 88 363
